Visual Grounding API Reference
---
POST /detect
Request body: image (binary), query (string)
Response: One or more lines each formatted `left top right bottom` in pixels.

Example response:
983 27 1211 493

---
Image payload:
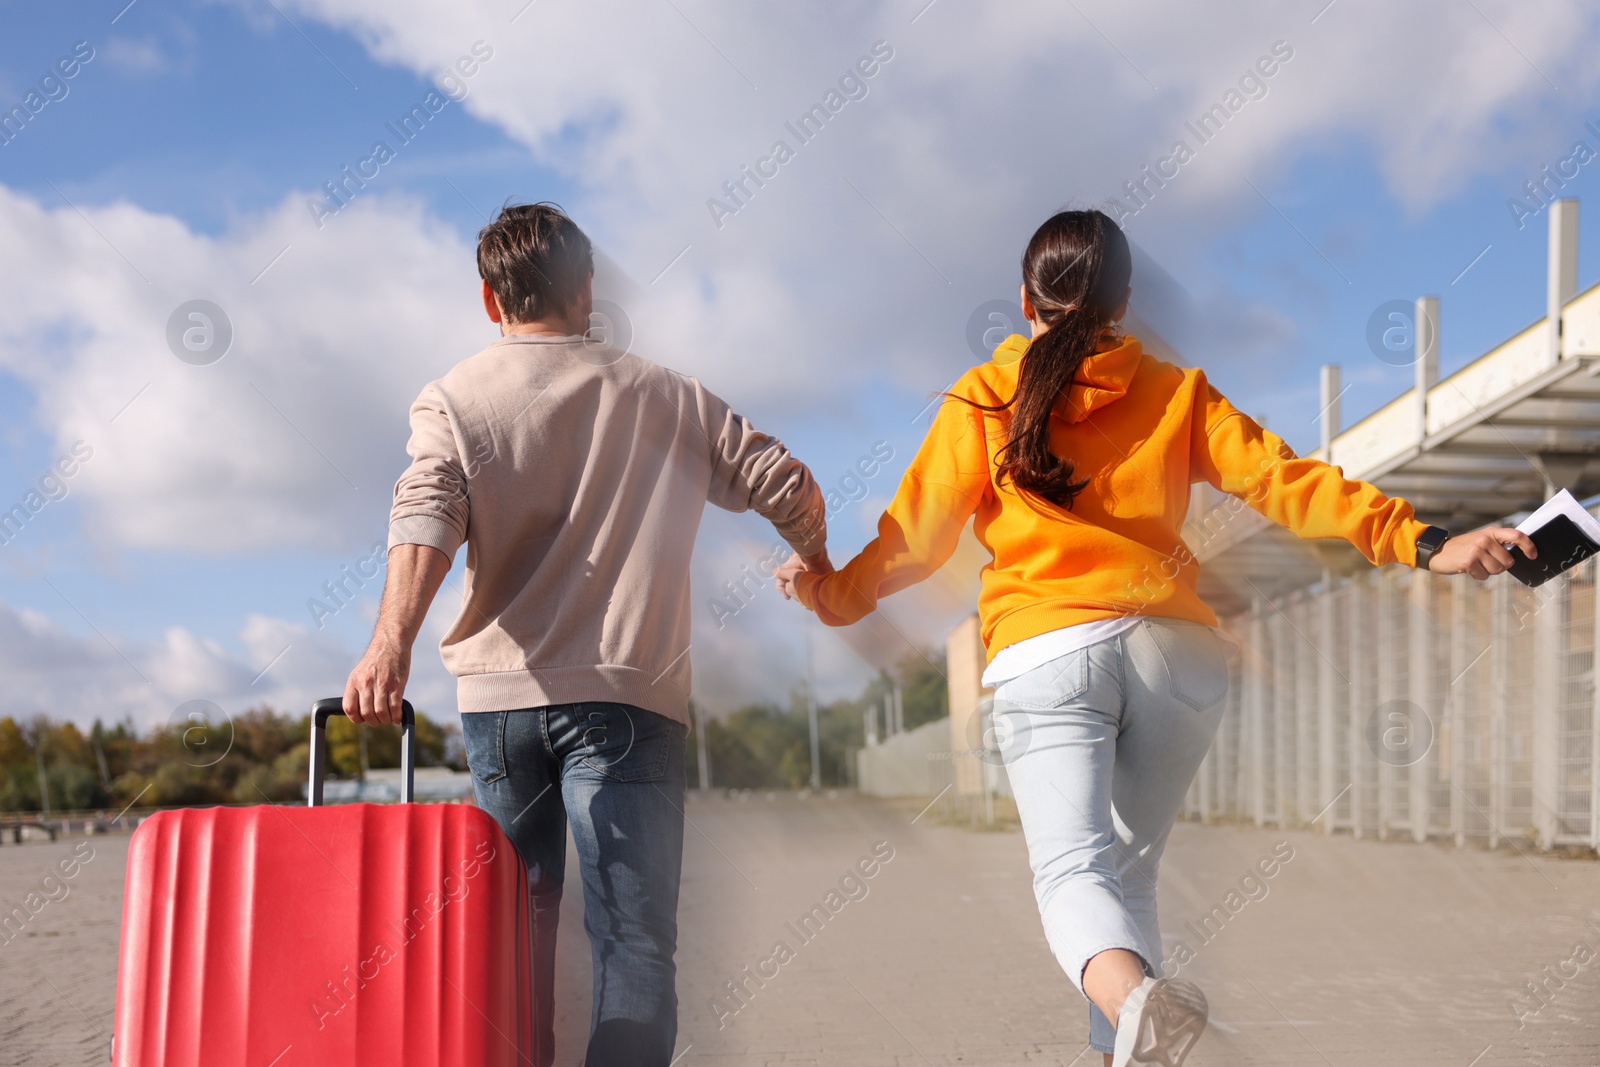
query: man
342 203 830 1066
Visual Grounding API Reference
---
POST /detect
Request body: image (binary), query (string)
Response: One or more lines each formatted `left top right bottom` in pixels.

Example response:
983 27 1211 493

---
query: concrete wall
856 718 950 797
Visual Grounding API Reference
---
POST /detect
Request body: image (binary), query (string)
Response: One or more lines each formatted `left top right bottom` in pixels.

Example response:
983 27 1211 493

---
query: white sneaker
1110 976 1208 1067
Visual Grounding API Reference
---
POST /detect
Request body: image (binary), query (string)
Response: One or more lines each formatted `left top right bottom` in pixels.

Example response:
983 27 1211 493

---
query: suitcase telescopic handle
308 698 415 807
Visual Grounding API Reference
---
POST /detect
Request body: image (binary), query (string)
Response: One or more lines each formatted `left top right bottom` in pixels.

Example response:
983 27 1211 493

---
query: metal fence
1187 537 1600 852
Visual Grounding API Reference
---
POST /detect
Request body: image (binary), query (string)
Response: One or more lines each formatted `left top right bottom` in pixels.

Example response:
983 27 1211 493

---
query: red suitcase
112 699 532 1066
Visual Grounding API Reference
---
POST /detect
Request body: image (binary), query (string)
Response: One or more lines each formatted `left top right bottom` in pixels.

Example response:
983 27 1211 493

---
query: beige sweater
389 333 826 725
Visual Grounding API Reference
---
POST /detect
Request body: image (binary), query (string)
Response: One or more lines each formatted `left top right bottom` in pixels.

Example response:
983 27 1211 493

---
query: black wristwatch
1414 525 1451 570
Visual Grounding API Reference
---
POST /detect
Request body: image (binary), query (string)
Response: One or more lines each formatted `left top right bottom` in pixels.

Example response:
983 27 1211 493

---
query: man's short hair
477 203 593 324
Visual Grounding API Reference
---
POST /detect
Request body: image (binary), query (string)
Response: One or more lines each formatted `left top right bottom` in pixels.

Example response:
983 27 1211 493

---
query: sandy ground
3 792 1599 1065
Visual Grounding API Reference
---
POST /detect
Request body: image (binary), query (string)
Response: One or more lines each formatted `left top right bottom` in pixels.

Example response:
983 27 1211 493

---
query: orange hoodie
794 333 1428 661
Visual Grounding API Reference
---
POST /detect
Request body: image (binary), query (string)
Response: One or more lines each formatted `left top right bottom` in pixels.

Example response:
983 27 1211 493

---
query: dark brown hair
476 203 593 324
970 209 1132 508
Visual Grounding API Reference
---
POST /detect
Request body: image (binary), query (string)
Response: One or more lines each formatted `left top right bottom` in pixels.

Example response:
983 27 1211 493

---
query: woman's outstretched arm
1190 373 1534 575
780 392 991 625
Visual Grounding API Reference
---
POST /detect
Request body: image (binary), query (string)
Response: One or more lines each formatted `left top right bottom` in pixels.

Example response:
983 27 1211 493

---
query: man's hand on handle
775 549 833 602
1427 525 1537 581
344 637 412 726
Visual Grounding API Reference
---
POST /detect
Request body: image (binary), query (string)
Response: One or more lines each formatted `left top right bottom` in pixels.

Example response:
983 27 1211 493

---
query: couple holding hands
342 202 1532 1066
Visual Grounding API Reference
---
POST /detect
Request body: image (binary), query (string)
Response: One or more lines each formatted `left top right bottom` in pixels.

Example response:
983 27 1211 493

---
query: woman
775 209 1533 1066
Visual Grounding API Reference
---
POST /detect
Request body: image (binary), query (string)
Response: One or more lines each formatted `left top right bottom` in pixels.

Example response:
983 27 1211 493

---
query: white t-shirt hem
981 617 1144 689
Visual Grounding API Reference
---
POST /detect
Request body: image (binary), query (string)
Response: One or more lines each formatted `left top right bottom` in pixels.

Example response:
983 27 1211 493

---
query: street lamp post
807 617 821 792
33 730 50 816
696 703 712 791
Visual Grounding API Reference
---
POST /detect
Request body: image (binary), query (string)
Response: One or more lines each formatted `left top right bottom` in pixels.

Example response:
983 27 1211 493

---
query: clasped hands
775 549 833 602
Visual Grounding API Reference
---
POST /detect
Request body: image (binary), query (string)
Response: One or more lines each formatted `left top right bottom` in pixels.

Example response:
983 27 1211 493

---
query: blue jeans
461 703 688 1067
993 619 1229 1054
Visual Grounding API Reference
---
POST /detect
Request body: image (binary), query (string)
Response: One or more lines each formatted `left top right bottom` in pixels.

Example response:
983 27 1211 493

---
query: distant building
307 766 476 804
946 613 993 798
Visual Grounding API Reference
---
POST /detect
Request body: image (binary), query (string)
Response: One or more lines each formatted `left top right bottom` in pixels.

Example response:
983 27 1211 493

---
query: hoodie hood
991 333 1145 423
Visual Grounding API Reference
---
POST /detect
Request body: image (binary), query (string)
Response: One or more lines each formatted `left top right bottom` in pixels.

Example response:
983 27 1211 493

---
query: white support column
1272 601 1290 826
1408 569 1433 842
1450 576 1470 847
1319 364 1342 459
1490 578 1511 849
1592 561 1600 851
1349 572 1371 840
1415 296 1439 441
1221 670 1236 820
1376 573 1395 841
1532 575 1563 848
1549 198 1579 364
1250 600 1267 828
1227 658 1243 819
1319 573 1338 836
1297 594 1318 827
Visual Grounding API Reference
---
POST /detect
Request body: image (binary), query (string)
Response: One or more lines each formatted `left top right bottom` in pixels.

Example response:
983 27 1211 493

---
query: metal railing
0 807 163 841
1188 518 1600 852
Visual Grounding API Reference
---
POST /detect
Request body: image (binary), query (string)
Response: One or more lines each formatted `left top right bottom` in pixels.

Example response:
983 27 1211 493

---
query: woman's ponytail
970 210 1132 509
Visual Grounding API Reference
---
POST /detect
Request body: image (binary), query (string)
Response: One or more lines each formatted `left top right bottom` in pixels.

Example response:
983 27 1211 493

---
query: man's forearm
344 543 451 725
374 543 452 647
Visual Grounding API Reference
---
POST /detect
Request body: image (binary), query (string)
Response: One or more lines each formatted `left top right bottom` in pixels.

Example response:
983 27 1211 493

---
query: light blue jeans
994 618 1229 1054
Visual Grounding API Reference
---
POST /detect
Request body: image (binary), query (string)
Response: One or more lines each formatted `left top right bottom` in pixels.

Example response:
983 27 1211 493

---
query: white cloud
0 185 484 554
8 0 1600 718
0 592 460 732
200 0 1600 422
12 0 1600 558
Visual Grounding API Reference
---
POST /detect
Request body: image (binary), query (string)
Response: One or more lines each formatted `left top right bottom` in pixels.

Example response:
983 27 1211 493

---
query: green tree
687 648 949 790
322 710 447 776
48 764 103 810
703 702 808 789
0 717 28 768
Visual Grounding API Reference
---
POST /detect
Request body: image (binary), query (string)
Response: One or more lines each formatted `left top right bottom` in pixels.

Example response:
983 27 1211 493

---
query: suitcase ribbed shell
114 803 530 1066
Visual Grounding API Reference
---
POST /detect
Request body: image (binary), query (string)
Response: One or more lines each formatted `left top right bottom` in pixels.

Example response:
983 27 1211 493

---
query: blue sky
3 0 1600 728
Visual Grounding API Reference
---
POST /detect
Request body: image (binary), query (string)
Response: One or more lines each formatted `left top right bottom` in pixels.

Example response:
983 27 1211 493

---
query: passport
1506 490 1600 587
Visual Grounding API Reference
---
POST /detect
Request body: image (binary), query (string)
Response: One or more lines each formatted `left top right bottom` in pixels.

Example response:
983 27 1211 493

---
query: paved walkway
3 794 1598 1065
